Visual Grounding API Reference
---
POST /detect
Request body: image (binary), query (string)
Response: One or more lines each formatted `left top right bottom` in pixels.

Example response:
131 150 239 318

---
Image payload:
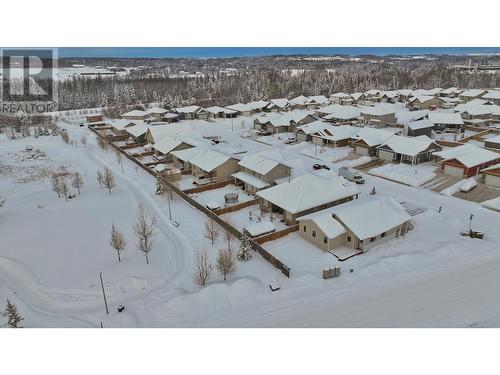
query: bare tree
71 172 84 195
60 178 69 201
50 174 63 198
193 249 213 286
2 299 23 328
96 170 103 189
115 150 124 174
216 248 236 281
109 223 127 262
134 203 157 264
102 167 116 195
204 216 220 245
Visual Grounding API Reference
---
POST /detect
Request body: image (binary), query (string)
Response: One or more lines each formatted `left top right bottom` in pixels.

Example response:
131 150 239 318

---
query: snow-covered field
369 163 437 186
2 115 500 328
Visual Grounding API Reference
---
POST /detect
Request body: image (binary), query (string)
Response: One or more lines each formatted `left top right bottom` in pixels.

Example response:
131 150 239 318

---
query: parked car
339 166 365 184
79 121 85 127
313 163 322 170
284 137 298 144
460 179 477 193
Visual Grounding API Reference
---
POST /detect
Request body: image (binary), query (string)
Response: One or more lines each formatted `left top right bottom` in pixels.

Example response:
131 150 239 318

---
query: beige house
359 107 396 126
256 174 359 225
409 95 444 110
298 196 412 252
232 153 291 194
171 147 239 185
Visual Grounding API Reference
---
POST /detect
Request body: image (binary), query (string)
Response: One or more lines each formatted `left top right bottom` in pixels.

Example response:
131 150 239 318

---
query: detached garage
434 144 500 177
481 164 500 188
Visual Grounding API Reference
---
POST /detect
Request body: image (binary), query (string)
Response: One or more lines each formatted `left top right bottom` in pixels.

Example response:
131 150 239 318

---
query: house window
370 237 376 243
312 230 316 238
381 232 386 238
347 236 351 242
303 225 307 232
323 236 327 244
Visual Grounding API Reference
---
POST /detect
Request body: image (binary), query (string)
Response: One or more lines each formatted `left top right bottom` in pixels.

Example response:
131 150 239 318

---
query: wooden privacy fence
212 198 260 215
254 224 299 245
90 127 291 277
183 178 236 194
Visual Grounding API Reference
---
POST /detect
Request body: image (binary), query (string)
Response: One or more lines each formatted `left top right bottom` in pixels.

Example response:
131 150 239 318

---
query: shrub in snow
237 232 253 261
2 300 23 328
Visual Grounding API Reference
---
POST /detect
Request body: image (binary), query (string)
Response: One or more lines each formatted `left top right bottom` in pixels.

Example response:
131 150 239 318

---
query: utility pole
469 214 474 232
167 183 173 221
99 272 109 315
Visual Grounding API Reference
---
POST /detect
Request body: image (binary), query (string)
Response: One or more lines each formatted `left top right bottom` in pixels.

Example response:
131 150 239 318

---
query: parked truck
339 167 365 184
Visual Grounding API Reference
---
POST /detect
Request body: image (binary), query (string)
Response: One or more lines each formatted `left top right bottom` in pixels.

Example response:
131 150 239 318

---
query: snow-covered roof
330 92 352 98
331 196 411 240
244 221 276 237
126 124 149 138
247 100 270 110
290 95 310 106
314 125 360 142
485 134 500 145
153 136 183 155
162 113 179 119
299 211 346 239
360 106 396 116
481 163 500 173
146 107 168 114
409 95 437 104
121 109 147 117
238 154 281 175
175 105 204 114
396 110 428 124
407 119 434 130
433 144 500 167
257 110 314 127
321 105 361 120
146 123 202 143
379 135 437 156
428 112 464 125
110 119 143 131
441 87 463 95
351 92 366 100
205 106 237 115
482 90 500 100
268 98 290 108
256 174 359 214
232 171 270 189
225 103 253 113
352 128 396 146
308 95 329 104
172 147 232 172
460 89 487 98
296 120 331 135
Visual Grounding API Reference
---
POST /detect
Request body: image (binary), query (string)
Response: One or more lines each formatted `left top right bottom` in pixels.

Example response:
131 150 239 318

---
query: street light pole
99 272 109 315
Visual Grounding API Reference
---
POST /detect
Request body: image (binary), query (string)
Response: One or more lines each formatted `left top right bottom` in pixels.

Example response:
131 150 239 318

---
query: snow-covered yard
299 144 352 163
189 185 254 209
369 163 437 186
221 204 289 233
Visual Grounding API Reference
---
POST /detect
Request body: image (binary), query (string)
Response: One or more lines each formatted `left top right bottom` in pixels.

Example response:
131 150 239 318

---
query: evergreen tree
2 300 23 328
237 232 253 261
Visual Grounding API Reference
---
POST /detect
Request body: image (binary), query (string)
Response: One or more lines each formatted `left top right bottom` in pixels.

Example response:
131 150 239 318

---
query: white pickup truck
339 167 365 184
